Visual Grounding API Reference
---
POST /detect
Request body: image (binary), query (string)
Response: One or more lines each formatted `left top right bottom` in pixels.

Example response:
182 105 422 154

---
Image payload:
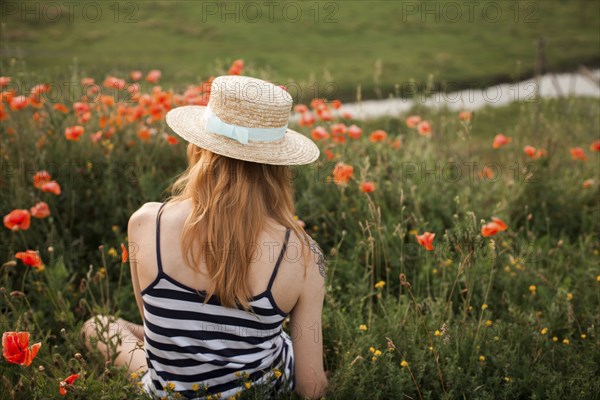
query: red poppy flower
324 148 335 161
2 332 41 366
524 145 537 158
333 162 354 185
65 126 84 141
0 76 11 88
416 232 435 251
360 181 376 193
299 112 316 127
59 373 80 396
41 181 61 196
591 140 600 152
348 124 362 140
311 126 329 141
15 250 43 269
330 99 342 110
406 115 421 128
459 111 472 121
53 103 69 113
417 121 432 137
369 130 387 143
3 209 31 231
30 202 50 218
294 104 308 114
121 243 129 264
9 95 28 111
492 134 512 149
130 70 143 81
33 170 52 189
227 60 244 76
146 70 162 84
165 135 179 145
570 147 586 161
481 217 508 237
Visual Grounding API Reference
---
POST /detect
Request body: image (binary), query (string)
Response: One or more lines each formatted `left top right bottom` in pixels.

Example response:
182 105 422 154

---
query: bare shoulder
128 202 162 234
289 229 327 281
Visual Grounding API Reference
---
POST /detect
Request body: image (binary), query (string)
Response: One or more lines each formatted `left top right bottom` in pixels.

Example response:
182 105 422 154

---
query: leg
81 314 147 374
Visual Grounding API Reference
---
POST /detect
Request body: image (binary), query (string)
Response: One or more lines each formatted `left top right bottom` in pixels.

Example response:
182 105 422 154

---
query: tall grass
0 65 599 399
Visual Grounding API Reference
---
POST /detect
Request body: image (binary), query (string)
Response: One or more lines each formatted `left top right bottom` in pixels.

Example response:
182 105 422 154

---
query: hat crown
208 75 292 129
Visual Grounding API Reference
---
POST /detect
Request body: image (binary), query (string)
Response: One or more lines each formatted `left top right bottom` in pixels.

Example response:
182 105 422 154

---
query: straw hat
165 75 320 165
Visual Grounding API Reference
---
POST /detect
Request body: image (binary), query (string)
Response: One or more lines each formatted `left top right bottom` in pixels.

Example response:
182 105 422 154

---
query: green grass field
1 58 599 397
1 0 599 101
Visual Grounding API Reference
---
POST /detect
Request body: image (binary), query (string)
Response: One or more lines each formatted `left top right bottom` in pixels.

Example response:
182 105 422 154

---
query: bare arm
289 236 328 399
127 207 146 322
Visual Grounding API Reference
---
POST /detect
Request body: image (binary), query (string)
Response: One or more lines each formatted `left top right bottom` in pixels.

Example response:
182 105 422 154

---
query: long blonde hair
164 143 311 310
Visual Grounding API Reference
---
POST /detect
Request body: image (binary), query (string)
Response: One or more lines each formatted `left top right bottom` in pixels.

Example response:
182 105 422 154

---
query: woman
82 75 328 399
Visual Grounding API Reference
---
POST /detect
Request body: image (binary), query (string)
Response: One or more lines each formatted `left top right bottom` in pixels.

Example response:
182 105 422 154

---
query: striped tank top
140 202 295 399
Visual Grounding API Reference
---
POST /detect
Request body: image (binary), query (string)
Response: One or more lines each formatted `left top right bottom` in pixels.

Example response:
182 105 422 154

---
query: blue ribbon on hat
204 105 287 145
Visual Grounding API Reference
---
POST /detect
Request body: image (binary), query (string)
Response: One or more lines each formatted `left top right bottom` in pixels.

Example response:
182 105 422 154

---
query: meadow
1 0 599 102
1 58 600 400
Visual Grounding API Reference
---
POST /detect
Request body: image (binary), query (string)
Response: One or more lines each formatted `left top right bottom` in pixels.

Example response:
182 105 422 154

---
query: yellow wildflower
552 336 558 342
504 376 510 382
434 330 441 337
485 320 493 327
428 346 433 352
529 285 536 293
596 275 600 282
369 346 375 353
562 338 569 345
107 247 117 257
400 360 409 368
566 293 573 300
581 334 587 339
371 356 377 362
192 384 200 391
443 259 452 267
244 382 251 390
540 327 548 335
359 324 368 331
375 280 385 289
432 268 438 274
481 304 488 310
479 355 485 361
374 350 382 357
130 372 138 380
273 368 282 379
165 382 176 391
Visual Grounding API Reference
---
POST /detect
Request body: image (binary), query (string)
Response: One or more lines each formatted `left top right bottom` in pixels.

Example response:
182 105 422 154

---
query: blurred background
2 0 599 102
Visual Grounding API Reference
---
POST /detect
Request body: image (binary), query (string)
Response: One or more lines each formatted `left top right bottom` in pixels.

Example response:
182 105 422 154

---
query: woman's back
134 201 308 399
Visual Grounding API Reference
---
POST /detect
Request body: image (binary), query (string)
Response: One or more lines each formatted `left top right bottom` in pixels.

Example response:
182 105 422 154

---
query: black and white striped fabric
140 202 295 399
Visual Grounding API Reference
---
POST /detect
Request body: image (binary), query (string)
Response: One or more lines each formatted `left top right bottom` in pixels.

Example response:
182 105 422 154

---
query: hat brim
165 106 320 166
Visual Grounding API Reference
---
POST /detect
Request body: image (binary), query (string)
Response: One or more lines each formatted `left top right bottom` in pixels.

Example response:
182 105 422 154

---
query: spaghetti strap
267 227 291 291
155 202 167 274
